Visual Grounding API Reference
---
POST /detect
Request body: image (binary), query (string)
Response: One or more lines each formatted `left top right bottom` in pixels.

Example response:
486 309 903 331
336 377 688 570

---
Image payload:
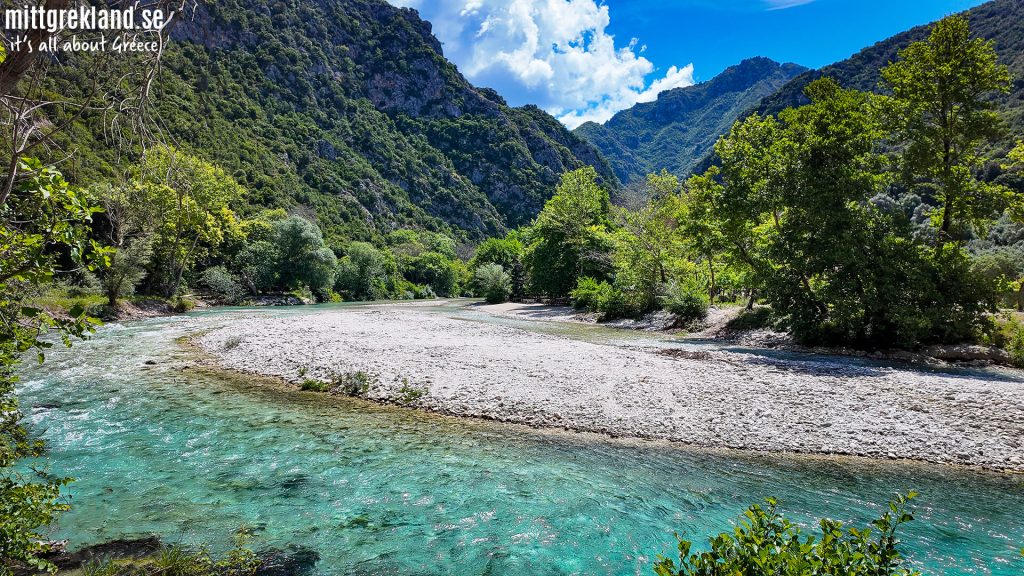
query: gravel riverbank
195 306 1024 473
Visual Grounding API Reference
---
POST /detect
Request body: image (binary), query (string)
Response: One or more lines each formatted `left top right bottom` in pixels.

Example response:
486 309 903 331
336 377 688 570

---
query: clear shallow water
16 306 1024 575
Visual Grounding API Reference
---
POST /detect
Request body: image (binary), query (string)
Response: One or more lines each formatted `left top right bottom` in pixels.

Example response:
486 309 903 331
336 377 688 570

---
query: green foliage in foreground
654 494 921 576
1 159 112 575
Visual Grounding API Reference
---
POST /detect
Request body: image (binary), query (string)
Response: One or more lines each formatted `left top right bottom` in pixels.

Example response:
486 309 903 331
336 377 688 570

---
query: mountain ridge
574 57 808 184
55 0 620 243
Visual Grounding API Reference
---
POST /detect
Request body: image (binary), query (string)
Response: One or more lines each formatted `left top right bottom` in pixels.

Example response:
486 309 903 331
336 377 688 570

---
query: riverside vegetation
1 0 1024 574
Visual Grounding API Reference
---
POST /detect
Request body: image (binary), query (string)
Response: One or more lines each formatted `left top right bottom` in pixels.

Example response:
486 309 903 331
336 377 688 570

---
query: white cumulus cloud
388 0 695 128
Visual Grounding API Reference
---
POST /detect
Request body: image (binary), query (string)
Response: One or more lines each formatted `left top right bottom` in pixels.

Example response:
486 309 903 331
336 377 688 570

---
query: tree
234 241 279 295
607 171 693 313
470 234 525 298
709 79 990 347
138 147 244 297
1 160 109 573
1007 142 1024 170
881 15 1014 245
525 167 614 297
680 170 733 304
405 252 459 297
654 494 920 576
473 263 512 304
269 217 337 294
97 183 155 306
335 242 395 301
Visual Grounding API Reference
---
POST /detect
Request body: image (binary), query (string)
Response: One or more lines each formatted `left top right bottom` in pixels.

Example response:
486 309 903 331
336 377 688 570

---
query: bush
397 378 429 405
993 313 1024 367
660 279 709 324
571 277 629 319
725 307 776 332
171 296 196 313
330 371 376 397
199 266 246 304
300 379 330 392
335 242 394 301
413 284 436 300
654 493 920 576
473 263 512 304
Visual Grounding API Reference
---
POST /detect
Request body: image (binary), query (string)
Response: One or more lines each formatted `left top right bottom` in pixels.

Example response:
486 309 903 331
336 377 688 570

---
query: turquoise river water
16 305 1024 575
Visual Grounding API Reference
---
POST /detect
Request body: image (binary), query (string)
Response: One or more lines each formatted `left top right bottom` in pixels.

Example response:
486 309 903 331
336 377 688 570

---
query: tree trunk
707 258 716 304
0 0 72 96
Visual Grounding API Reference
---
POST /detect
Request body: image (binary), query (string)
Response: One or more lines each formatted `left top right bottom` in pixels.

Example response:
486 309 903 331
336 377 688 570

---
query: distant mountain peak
574 57 807 184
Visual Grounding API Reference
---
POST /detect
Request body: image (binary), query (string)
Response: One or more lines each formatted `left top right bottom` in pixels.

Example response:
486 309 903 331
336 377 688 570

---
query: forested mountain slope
573 57 807 184
754 0 1023 155
57 0 618 243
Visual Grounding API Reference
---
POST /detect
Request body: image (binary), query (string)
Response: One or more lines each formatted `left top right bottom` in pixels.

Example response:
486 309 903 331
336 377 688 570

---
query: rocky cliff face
574 57 807 184
69 0 619 241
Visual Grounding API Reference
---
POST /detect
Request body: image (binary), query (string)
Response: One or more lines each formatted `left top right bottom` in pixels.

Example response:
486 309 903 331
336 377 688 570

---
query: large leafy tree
881 14 1014 244
607 172 693 312
525 167 615 297
335 241 396 301
270 216 338 294
137 147 245 297
709 79 990 346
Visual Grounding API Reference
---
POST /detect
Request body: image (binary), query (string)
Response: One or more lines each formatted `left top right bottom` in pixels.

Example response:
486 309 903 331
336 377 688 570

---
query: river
17 304 1024 575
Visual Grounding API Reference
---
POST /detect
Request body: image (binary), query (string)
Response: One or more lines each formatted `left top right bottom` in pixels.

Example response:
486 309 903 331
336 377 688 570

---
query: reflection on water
17 305 1024 575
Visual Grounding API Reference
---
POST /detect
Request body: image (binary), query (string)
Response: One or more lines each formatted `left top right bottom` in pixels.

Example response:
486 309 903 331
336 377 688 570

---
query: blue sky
390 0 989 127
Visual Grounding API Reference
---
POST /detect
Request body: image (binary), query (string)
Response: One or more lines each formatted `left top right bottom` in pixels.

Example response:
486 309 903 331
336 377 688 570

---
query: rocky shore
195 306 1024 473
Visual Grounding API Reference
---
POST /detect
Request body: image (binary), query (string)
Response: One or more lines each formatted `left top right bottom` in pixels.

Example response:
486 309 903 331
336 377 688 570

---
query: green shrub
289 285 314 303
300 379 329 392
330 371 376 397
397 378 428 405
993 313 1024 367
171 296 196 313
725 307 776 332
571 277 605 310
654 493 920 576
661 279 709 324
413 284 436 300
473 263 512 304
199 266 246 304
571 277 629 319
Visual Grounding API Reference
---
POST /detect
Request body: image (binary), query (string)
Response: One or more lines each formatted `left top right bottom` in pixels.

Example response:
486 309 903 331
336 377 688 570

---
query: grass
397 378 429 405
30 288 107 312
300 379 330 392
222 336 244 351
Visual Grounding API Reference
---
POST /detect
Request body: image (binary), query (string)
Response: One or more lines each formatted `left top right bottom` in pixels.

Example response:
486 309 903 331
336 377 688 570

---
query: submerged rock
257 545 321 576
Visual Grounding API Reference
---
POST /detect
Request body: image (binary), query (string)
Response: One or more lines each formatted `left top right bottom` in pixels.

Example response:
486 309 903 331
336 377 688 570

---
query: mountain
573 57 808 185
750 0 1024 159
55 0 618 243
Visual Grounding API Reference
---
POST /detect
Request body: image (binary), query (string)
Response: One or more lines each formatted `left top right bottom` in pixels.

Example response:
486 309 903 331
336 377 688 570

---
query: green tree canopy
881 14 1014 244
525 167 615 297
270 216 337 294
136 147 245 297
